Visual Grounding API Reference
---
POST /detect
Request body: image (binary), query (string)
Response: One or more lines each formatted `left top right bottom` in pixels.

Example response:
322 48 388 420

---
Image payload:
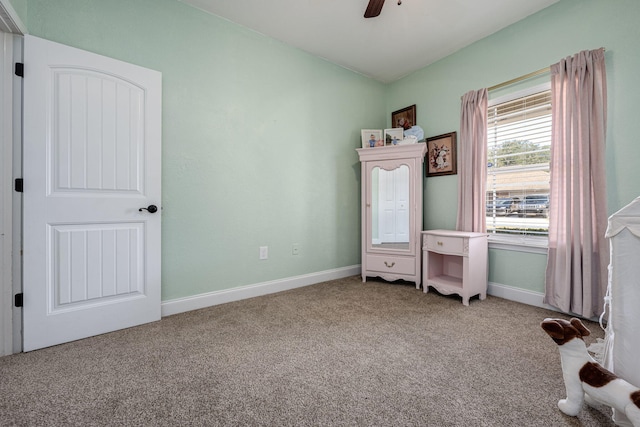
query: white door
378 165 409 243
22 35 162 351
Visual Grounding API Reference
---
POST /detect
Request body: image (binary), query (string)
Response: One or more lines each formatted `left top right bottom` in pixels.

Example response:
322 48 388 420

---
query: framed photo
391 104 416 130
384 128 404 146
426 132 457 177
361 129 383 148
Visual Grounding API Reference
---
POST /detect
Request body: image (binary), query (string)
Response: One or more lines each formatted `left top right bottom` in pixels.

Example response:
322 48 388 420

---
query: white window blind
486 85 551 243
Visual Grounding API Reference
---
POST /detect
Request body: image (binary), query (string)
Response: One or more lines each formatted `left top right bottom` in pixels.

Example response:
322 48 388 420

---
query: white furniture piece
356 144 427 287
600 196 640 427
421 229 488 306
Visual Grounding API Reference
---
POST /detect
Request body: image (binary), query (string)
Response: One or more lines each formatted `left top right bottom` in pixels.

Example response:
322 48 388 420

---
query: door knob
139 204 158 213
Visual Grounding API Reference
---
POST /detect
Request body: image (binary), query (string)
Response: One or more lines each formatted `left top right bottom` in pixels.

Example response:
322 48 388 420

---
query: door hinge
15 178 23 192
15 62 24 77
14 293 23 307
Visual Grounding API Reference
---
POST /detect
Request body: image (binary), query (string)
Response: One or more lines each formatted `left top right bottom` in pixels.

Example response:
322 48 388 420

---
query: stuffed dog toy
541 318 640 426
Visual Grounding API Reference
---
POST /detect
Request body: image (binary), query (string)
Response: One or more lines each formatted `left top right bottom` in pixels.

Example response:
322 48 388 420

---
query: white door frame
0 0 27 35
0 0 25 356
0 29 13 357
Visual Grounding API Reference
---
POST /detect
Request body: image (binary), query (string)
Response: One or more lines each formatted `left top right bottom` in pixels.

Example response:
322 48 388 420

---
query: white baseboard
487 282 606 323
488 281 603 323
161 265 361 317
161 269 570 319
487 281 560 312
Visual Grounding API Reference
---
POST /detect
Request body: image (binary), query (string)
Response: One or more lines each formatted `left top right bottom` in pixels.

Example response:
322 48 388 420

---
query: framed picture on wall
426 132 457 177
391 104 416 130
384 128 404 146
361 129 383 148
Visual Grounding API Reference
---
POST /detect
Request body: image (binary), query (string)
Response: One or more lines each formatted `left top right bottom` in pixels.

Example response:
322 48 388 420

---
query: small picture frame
361 129 383 148
426 132 457 177
391 104 416 130
384 128 404 146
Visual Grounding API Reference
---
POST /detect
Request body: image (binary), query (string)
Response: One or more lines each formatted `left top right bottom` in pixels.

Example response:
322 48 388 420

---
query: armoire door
22 35 162 351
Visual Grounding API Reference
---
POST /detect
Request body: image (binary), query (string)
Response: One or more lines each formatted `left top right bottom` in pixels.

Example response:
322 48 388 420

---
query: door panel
23 35 161 351
50 223 144 310
53 69 144 193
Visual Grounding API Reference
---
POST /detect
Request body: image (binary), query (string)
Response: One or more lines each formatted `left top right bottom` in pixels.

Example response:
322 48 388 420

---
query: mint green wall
7 0 27 25
24 0 386 300
387 0 640 293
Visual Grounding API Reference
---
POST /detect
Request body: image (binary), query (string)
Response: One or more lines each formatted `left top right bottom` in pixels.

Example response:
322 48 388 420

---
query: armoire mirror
370 164 410 250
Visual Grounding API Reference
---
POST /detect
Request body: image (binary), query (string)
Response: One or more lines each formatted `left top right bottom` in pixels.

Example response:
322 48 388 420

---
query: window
486 84 551 247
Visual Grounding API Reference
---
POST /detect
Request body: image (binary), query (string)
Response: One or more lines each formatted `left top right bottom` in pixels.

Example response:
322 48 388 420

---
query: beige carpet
0 276 615 426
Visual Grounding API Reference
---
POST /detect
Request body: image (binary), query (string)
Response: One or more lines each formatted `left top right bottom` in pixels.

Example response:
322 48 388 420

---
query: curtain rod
487 66 550 92
488 48 606 92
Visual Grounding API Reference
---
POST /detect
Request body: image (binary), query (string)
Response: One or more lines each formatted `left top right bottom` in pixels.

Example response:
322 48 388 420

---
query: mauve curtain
456 89 488 232
544 48 608 318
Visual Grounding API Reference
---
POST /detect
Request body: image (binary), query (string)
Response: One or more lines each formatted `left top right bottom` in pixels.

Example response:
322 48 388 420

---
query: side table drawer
366 254 415 275
424 234 464 255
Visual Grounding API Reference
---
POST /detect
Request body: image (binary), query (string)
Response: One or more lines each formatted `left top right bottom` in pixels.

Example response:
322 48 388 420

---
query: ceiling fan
364 0 401 18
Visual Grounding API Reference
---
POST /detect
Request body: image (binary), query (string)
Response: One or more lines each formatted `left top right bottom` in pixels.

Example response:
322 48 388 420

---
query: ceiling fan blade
364 0 385 18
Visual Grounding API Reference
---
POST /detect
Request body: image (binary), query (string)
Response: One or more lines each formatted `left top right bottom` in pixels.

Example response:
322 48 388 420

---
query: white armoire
356 143 427 287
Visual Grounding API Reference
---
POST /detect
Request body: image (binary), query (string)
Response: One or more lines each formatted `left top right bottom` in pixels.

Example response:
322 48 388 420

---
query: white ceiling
179 0 559 83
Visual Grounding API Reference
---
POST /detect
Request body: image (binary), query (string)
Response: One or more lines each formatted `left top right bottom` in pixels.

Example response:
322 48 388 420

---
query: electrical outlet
292 244 300 255
259 246 268 260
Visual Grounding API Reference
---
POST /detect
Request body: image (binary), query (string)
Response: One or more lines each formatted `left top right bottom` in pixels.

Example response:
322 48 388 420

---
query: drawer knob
437 241 443 246
384 261 395 268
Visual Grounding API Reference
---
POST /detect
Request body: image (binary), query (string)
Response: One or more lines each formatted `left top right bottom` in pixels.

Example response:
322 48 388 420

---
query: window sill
488 235 548 255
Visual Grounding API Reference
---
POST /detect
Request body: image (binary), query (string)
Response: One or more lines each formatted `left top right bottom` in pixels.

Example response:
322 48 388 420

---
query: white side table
421 230 488 306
